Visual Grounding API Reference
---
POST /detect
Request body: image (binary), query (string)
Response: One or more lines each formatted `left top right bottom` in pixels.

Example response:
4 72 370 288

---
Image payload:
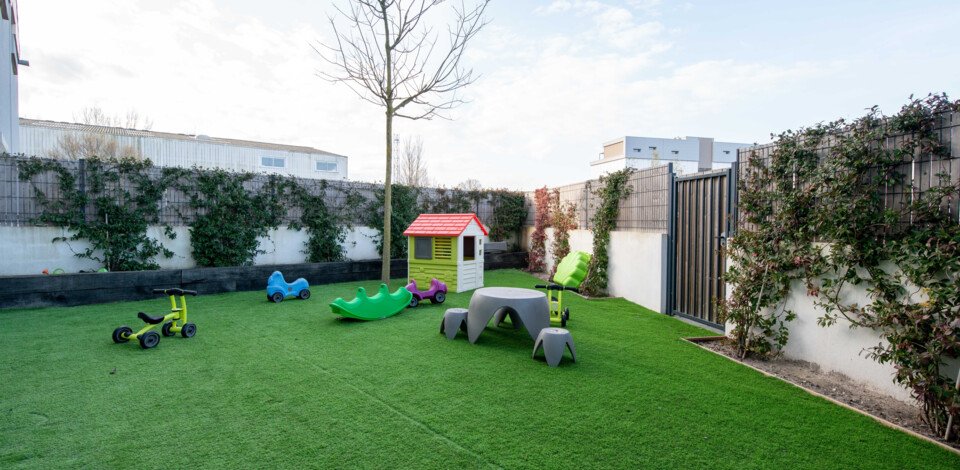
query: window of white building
261 156 286 168
315 161 338 172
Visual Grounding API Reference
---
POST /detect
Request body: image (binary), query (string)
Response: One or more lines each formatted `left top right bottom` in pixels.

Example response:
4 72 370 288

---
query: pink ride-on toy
405 278 447 308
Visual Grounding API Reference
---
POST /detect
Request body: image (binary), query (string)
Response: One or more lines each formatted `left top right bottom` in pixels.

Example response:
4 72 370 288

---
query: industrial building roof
19 118 345 157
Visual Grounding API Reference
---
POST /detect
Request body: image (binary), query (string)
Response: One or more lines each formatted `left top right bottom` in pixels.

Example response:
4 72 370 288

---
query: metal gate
667 168 734 329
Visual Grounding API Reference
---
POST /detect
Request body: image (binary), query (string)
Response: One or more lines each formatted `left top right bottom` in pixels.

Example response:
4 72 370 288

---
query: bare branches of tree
394 135 430 187
74 106 153 130
317 0 490 282
50 106 154 160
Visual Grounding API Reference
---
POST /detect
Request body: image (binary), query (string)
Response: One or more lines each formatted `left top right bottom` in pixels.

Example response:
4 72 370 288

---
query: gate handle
716 232 727 246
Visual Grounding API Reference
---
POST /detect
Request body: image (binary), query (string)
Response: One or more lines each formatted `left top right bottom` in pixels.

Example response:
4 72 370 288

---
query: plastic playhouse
329 284 413 321
405 278 447 307
267 271 310 303
112 288 198 349
535 251 591 327
403 213 487 294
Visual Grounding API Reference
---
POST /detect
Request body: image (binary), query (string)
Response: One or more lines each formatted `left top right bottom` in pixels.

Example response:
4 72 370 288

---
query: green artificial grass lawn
1 269 957 469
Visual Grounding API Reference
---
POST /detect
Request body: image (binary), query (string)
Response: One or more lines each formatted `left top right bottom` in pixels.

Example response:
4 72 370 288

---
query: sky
16 0 960 189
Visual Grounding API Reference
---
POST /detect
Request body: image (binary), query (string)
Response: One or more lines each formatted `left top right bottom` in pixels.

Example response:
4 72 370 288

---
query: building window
648 146 657 150
463 236 476 261
632 148 642 153
414 237 433 260
261 156 286 168
315 161 338 172
671 150 679 154
723 150 731 154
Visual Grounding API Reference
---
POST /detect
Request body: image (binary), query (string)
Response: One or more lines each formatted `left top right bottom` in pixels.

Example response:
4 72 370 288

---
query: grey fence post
583 181 590 229
666 162 676 315
78 157 87 222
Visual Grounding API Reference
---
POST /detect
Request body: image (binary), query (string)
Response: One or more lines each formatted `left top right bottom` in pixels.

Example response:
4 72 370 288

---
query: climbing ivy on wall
488 190 526 244
424 187 473 214
16 155 520 273
17 156 178 271
181 170 287 267
548 189 578 276
581 169 632 296
288 180 347 263
527 187 551 272
721 93 960 440
367 183 421 259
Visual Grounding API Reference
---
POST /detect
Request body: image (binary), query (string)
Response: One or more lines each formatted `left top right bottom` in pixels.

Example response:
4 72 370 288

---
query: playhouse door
459 236 483 291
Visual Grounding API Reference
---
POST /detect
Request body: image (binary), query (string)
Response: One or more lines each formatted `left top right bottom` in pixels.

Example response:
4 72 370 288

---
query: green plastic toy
534 251 591 327
554 251 591 287
329 284 413 321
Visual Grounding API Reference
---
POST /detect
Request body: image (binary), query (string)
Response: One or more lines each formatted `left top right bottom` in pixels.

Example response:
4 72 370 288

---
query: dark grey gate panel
669 169 732 329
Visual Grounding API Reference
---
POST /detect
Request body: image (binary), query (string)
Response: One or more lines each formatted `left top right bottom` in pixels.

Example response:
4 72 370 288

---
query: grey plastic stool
532 327 577 367
440 308 468 340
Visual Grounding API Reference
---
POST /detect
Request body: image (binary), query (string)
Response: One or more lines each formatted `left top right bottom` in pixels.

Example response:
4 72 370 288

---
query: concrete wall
724 258 960 403
0 224 384 276
522 227 668 313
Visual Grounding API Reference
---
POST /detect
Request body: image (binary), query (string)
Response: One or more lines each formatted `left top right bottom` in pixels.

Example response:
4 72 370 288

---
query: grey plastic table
466 287 549 344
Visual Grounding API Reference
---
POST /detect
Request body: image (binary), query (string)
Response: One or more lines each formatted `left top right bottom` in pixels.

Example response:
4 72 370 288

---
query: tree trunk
381 0 394 285
382 109 393 284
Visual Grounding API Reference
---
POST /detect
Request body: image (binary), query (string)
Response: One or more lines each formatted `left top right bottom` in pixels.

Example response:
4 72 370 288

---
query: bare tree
317 0 490 283
50 106 153 160
394 135 430 187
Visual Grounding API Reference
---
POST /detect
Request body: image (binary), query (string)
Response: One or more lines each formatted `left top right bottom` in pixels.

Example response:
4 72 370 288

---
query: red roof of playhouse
403 213 489 237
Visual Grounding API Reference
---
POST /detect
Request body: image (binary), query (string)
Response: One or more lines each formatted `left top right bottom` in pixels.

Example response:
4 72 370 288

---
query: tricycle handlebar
152 288 198 296
534 284 580 293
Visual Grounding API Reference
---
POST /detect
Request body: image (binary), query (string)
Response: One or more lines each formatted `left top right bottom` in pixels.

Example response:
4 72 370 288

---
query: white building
591 136 751 177
1 0 26 154
19 119 349 180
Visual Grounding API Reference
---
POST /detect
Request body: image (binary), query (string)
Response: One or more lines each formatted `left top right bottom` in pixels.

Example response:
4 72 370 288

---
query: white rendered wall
0 225 383 275
522 227 667 313
724 256 960 403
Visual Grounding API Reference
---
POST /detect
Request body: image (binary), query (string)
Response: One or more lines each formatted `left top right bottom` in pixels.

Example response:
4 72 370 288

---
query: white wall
522 227 667 313
724 257 960 403
0 0 21 153
0 225 383 275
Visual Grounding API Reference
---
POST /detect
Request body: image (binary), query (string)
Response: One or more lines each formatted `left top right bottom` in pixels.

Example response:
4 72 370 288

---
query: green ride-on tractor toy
535 251 591 327
112 288 198 349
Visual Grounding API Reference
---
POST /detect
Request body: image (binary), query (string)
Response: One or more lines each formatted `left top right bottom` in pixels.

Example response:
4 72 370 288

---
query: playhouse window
463 236 476 261
415 237 433 260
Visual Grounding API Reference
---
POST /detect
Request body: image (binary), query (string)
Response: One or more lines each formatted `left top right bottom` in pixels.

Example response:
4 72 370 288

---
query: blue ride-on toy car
267 271 310 303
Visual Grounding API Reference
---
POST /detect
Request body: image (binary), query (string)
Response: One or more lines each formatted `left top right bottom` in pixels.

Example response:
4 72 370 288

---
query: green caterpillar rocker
112 288 198 349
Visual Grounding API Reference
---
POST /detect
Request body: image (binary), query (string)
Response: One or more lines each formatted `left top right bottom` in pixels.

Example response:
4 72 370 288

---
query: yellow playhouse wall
408 236 459 291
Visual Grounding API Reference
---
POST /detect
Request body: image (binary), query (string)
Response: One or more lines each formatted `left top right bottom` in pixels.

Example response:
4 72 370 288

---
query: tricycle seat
138 311 165 325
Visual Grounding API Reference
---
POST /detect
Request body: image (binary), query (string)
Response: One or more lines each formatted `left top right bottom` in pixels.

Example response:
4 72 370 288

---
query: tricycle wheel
181 323 197 338
139 331 160 349
408 296 419 308
561 308 570 327
112 326 133 343
270 292 284 303
161 322 175 337
432 291 446 304
298 289 311 300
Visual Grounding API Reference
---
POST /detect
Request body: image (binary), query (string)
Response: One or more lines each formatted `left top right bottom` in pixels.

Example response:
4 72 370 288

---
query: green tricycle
535 251 591 327
112 288 198 349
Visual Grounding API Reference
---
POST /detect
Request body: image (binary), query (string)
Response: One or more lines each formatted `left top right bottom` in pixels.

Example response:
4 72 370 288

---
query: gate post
666 163 676 316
